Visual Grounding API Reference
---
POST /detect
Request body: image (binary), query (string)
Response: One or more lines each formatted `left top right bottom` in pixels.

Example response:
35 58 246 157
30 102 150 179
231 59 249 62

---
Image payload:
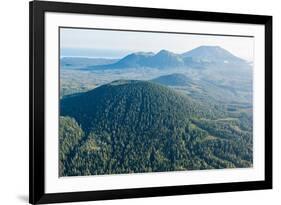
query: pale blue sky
60 28 254 61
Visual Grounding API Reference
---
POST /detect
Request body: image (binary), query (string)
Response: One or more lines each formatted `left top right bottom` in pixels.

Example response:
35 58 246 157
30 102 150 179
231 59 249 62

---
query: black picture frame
29 1 272 204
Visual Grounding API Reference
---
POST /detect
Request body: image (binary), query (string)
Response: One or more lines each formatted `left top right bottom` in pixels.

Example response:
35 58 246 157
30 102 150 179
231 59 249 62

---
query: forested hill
60 80 252 176
60 80 224 133
151 73 192 86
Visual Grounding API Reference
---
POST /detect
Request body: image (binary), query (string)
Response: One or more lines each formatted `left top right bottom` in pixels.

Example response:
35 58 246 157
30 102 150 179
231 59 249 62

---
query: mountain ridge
84 46 249 70
182 46 246 63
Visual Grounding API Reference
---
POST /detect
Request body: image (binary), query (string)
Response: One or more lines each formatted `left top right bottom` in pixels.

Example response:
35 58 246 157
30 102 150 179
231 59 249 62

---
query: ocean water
60 48 132 59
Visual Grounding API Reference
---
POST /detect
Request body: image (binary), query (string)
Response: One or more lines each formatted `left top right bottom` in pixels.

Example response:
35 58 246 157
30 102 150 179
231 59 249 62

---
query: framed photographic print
29 0 272 204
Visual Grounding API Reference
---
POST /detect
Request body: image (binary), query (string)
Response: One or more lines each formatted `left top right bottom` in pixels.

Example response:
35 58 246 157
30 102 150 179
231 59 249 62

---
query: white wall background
0 0 279 204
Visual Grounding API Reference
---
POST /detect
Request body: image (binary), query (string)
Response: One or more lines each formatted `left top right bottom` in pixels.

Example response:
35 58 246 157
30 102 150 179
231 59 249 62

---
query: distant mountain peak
85 46 249 70
133 51 155 56
190 45 228 52
197 45 222 49
182 45 245 63
157 49 170 53
156 49 176 56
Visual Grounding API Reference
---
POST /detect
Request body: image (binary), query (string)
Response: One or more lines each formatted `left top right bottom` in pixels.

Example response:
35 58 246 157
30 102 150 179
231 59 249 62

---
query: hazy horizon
60 46 253 62
60 28 254 61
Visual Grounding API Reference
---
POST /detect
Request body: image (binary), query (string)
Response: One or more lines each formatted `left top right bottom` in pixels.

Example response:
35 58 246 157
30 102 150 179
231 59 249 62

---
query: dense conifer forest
59 80 252 176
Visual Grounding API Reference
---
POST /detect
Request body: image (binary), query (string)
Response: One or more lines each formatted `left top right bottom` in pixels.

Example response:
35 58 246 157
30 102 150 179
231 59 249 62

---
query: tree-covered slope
151 73 192 86
61 80 224 132
60 80 252 176
59 116 84 176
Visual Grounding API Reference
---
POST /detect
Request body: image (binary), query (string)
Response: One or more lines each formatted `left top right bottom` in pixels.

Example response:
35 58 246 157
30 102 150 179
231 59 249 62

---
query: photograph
59 27 254 177
29 1 272 203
